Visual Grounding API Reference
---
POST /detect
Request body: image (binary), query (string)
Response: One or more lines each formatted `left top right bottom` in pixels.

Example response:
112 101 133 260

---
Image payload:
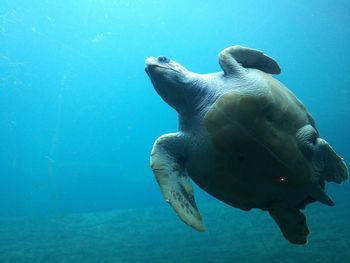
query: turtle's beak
145 57 157 79
145 56 171 71
145 67 150 77
145 57 168 79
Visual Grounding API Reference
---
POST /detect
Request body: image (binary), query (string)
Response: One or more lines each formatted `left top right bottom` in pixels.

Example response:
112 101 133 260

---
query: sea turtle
145 45 348 244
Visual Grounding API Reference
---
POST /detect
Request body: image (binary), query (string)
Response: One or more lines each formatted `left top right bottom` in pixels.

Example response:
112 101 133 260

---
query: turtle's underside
145 45 348 244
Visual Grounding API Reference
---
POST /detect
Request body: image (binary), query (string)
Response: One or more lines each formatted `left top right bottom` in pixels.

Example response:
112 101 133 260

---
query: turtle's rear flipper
268 204 309 245
150 133 205 232
317 138 348 184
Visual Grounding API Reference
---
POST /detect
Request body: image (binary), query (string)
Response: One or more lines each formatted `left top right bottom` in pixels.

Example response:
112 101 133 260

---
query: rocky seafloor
1 190 349 263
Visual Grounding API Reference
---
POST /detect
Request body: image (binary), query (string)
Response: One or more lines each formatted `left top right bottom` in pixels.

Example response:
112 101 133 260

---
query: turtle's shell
204 72 315 209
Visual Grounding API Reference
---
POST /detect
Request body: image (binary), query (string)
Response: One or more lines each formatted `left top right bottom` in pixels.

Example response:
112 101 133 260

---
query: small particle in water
91 33 104 43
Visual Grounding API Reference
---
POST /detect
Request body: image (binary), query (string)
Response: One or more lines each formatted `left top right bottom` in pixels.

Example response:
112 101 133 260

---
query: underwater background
0 0 349 262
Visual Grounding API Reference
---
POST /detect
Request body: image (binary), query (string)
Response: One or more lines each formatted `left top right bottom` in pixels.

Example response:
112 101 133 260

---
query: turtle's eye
158 56 170 63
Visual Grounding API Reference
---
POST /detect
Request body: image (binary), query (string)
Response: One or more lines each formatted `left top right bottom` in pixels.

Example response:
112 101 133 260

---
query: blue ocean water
0 0 349 262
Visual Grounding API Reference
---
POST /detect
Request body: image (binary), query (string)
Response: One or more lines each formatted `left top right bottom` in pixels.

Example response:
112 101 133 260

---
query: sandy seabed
0 192 349 263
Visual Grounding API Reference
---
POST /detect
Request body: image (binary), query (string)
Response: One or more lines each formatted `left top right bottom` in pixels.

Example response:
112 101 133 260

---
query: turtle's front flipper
268 203 309 245
150 133 205 232
219 45 281 75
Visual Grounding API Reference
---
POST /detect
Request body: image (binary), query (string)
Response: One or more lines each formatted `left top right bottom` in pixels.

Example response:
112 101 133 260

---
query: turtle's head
145 56 204 114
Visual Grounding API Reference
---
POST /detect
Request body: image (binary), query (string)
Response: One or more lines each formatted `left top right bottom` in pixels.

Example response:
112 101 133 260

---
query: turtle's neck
154 73 210 115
